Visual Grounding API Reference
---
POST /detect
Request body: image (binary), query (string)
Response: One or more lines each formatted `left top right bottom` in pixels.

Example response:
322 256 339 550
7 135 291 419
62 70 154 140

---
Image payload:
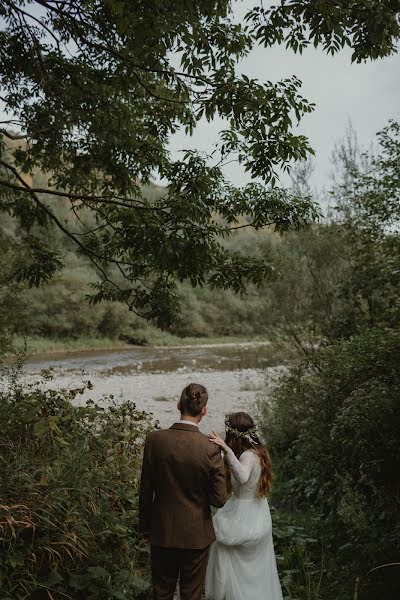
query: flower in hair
224 414 258 439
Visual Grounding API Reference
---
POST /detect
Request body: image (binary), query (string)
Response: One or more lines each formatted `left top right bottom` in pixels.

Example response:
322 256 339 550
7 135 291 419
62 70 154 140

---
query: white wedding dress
205 449 283 600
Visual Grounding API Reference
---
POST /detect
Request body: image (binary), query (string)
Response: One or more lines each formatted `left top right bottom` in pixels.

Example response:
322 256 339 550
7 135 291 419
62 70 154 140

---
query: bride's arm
225 450 255 484
208 431 255 484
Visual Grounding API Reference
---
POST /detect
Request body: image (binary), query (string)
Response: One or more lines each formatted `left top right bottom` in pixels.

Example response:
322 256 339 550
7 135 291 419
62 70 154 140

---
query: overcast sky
167 2 400 192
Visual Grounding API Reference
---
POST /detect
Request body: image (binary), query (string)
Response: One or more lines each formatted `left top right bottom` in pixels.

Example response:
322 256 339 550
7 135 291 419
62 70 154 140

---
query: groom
139 382 227 600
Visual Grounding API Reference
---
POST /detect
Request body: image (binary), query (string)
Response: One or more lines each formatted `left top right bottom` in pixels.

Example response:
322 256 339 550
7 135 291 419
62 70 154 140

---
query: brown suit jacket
138 423 227 549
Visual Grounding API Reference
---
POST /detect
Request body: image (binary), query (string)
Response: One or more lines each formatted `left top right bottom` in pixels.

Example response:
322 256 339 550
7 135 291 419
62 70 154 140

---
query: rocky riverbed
22 341 288 432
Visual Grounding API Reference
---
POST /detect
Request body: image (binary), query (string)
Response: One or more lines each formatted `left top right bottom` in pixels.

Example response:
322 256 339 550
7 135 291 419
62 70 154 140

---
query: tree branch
0 161 150 317
0 177 166 213
33 0 214 86
0 129 28 141
0 161 142 269
4 0 62 51
223 221 274 231
31 0 190 104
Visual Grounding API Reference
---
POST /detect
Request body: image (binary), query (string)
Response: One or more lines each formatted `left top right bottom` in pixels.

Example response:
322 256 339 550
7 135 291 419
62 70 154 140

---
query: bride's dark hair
224 412 273 498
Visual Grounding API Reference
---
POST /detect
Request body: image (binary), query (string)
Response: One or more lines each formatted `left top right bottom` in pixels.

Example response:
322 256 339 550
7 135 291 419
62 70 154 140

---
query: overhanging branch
0 129 28 141
0 177 166 213
0 161 144 270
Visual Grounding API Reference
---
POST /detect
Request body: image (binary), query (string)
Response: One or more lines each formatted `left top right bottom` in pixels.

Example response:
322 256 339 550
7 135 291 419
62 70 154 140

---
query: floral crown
224 414 258 439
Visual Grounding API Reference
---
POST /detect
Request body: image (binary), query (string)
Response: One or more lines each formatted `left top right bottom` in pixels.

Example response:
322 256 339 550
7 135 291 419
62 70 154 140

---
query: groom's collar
171 421 200 432
177 419 199 428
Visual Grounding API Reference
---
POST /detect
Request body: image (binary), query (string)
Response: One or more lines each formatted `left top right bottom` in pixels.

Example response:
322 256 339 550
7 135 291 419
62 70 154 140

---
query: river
22 342 287 433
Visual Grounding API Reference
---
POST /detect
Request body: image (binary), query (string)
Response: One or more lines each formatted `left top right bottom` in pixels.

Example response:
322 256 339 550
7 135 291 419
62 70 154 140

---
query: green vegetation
13 336 132 355
257 122 400 599
2 119 400 599
0 367 154 599
2 122 398 600
4 124 399 355
12 334 273 357
272 508 322 600
262 329 400 599
2 1 399 325
0 188 275 350
1 2 400 598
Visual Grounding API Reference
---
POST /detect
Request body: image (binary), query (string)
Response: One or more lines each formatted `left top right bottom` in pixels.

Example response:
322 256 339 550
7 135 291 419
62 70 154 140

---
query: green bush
271 507 322 600
259 327 400 599
0 367 154 599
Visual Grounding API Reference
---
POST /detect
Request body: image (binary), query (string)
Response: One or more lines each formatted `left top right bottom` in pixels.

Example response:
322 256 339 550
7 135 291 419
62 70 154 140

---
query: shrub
271 507 322 600
0 367 155 599
259 327 400 599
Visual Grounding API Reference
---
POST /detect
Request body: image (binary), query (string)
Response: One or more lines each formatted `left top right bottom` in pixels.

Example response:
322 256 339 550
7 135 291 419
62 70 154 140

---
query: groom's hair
180 383 208 416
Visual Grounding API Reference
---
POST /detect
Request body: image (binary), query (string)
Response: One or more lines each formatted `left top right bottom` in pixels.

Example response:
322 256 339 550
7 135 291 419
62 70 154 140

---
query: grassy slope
14 333 273 356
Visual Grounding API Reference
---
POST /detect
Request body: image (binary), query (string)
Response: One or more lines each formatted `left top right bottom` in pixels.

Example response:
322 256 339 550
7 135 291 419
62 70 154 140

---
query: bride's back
230 449 262 500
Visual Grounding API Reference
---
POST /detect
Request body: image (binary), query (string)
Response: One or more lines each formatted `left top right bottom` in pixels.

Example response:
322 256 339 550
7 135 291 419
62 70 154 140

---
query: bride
205 412 283 600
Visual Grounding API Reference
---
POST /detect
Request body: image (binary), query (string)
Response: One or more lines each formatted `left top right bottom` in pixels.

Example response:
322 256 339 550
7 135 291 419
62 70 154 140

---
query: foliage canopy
0 1 399 325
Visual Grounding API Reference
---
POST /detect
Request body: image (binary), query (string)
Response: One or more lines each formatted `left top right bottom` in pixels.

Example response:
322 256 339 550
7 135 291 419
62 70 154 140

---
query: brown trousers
151 545 209 600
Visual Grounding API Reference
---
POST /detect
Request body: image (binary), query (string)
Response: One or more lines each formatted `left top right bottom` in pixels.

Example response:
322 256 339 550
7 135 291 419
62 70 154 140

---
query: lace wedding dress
205 449 283 600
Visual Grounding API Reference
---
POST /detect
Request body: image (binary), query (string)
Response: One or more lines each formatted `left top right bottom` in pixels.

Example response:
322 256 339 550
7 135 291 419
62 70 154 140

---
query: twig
0 129 28 141
368 562 400 573
0 177 165 212
353 576 359 600
316 544 324 596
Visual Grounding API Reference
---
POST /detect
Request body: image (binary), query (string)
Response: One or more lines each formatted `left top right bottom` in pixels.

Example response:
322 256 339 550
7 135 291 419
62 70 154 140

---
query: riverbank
18 338 292 433
12 333 275 357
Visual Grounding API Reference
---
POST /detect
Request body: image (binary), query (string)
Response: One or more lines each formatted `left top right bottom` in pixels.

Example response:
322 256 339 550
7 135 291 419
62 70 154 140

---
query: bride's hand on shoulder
209 431 230 454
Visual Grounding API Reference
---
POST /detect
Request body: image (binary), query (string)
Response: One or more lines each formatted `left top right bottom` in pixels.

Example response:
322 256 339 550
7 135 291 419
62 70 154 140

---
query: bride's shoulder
241 449 258 459
243 449 262 464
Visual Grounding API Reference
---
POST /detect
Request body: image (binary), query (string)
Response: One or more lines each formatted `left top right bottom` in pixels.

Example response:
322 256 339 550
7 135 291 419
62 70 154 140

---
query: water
22 342 287 433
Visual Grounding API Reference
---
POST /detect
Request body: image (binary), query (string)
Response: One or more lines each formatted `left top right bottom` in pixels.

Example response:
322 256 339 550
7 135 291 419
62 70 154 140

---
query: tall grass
0 367 155 599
